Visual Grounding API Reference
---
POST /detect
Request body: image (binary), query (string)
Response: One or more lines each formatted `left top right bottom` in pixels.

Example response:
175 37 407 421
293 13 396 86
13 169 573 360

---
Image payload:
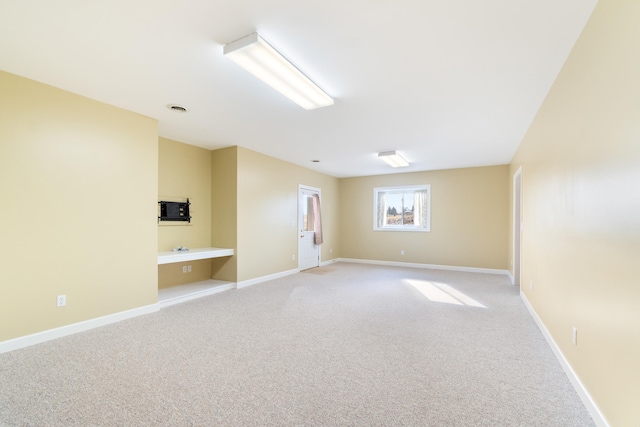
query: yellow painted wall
158 259 212 289
340 166 509 269
159 143 340 285
158 137 212 251
0 71 158 342
158 138 213 286
236 147 340 282
211 146 238 282
509 1 640 424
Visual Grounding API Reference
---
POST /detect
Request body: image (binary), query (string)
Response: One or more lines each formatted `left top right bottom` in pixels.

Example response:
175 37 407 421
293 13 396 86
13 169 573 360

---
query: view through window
374 185 430 231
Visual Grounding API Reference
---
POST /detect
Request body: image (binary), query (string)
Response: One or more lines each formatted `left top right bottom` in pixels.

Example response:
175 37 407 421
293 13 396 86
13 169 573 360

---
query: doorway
513 167 522 287
298 185 321 271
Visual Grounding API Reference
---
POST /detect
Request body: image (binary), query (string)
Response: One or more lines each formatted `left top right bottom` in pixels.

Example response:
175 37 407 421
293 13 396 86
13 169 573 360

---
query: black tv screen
158 200 191 222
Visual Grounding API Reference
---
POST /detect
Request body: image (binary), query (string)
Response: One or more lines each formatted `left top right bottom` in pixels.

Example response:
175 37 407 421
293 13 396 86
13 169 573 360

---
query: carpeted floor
301 266 337 275
0 263 594 426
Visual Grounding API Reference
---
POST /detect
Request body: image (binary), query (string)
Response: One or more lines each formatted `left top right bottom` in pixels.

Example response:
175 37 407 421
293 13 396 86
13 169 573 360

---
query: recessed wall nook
157 138 235 306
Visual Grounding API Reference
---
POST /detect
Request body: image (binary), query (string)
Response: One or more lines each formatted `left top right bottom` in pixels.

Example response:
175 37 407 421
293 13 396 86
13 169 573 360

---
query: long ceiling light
378 151 410 167
223 33 334 110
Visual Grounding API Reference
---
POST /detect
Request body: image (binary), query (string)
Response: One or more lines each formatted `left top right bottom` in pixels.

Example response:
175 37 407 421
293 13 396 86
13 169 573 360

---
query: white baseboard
320 258 338 267
1 267 299 353
506 270 514 284
0 304 159 354
236 268 299 289
159 283 236 308
337 258 510 276
520 292 609 427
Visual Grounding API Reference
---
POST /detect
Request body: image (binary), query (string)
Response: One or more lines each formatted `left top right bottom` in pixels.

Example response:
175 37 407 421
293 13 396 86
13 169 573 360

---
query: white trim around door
298 185 321 271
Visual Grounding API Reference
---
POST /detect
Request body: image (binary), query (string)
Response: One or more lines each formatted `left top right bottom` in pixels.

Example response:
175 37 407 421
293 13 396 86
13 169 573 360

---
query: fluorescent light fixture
223 33 334 110
378 151 410 167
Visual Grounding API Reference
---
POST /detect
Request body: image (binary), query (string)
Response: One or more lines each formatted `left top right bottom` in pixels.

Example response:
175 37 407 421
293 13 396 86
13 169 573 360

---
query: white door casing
298 185 320 271
513 167 523 287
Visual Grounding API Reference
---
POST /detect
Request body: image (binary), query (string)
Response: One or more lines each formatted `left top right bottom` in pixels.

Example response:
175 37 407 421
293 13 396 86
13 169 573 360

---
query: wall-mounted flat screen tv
158 199 191 222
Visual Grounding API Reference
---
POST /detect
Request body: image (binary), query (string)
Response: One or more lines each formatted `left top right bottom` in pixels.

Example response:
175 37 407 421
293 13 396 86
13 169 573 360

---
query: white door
298 186 320 271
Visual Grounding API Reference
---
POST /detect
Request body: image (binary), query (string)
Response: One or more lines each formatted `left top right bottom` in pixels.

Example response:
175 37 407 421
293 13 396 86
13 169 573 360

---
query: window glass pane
303 196 315 231
302 196 308 230
403 192 414 225
385 193 403 225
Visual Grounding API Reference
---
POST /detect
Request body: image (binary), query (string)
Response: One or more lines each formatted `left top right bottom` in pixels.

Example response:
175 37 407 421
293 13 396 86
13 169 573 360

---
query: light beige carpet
302 266 336 275
0 263 595 426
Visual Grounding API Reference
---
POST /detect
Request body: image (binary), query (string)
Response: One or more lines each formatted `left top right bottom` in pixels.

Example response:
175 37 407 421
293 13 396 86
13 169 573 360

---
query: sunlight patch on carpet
406 279 486 308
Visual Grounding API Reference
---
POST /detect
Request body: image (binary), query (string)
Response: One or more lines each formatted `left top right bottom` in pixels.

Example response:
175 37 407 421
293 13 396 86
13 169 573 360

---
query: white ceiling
0 0 596 178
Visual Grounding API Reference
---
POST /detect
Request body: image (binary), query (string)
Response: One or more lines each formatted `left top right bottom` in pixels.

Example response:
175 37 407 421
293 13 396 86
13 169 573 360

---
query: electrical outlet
572 327 578 345
330 248 333 254
530 280 533 291
401 250 405 256
182 266 187 273
187 265 192 272
57 295 66 307
292 254 295 261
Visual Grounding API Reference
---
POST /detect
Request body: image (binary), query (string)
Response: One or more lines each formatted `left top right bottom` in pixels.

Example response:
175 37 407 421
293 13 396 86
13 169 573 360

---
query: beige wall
159 143 340 285
340 166 509 269
211 146 238 282
0 71 158 342
158 138 213 286
158 137 212 251
158 259 212 289
509 1 640 425
236 147 340 282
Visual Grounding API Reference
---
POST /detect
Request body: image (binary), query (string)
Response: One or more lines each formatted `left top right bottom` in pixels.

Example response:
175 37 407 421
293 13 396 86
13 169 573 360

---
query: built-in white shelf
157 247 235 307
157 247 234 265
158 279 235 307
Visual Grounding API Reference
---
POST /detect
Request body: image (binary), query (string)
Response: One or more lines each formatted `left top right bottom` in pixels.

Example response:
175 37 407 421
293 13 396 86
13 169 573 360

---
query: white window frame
373 185 431 232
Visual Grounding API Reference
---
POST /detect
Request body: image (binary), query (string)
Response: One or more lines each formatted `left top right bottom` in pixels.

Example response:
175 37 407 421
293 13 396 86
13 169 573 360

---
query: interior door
298 186 320 271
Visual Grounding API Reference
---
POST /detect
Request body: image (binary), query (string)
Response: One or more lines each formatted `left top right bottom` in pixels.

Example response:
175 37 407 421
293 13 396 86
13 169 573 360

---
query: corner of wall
210 146 238 282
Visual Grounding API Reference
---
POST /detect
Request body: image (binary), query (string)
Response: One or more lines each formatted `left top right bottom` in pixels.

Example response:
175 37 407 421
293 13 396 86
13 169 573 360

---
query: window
374 185 430 232
302 195 315 231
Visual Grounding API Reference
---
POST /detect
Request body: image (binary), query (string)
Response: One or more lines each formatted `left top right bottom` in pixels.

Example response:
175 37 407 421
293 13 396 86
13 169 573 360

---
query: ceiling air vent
167 104 188 113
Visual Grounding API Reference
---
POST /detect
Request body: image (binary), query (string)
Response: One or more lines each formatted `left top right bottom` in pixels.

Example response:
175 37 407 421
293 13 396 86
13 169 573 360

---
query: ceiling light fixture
378 151 410 167
223 33 334 110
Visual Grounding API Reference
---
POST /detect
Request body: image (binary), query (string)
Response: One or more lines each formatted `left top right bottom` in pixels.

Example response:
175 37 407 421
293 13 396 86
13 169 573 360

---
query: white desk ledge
158 247 234 265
